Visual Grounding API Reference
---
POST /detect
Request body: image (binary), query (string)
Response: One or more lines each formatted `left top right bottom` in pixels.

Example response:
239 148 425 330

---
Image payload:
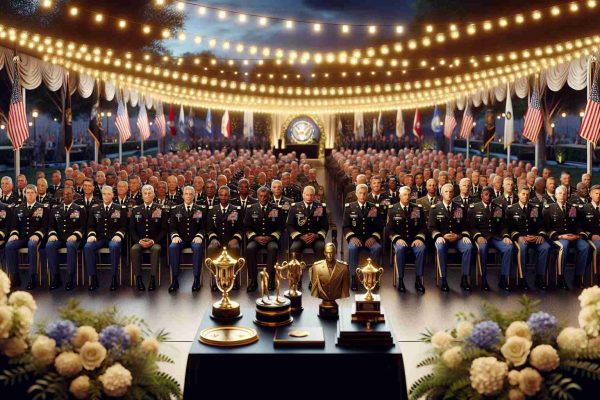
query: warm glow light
32 110 38 118
467 24 476 35
238 14 247 23
198 7 206 15
368 25 377 34
395 25 404 34
176 2 185 11
69 7 78 16
313 23 322 32
498 18 508 27
570 2 579 12
161 29 171 38
118 20 127 29
142 25 151 34
425 25 433 33
285 20 294 29
258 17 268 26
41 0 52 8
588 0 597 8
483 21 492 30
218 11 227 20
515 14 525 24
341 25 350 34
532 10 542 20
551 6 561 16
95 14 104 23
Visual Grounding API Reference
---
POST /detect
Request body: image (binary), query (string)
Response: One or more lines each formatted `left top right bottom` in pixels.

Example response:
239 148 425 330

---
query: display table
184 308 407 399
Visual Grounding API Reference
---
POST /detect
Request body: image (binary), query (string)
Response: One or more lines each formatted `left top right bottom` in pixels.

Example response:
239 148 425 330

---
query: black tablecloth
184 307 407 399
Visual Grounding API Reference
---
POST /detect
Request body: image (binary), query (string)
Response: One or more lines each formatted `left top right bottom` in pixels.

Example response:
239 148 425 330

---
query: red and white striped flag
458 99 474 139
443 104 457 139
115 91 131 142
412 108 422 138
154 102 166 138
221 110 230 138
522 87 544 143
137 100 151 141
7 56 29 150
580 74 600 144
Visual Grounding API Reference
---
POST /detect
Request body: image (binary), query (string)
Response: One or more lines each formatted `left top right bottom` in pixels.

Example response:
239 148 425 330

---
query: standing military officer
244 186 282 292
0 199 11 268
84 186 127 291
168 186 206 293
46 186 86 291
468 187 513 291
387 186 427 293
6 184 49 289
579 184 600 286
428 183 472 292
130 185 167 292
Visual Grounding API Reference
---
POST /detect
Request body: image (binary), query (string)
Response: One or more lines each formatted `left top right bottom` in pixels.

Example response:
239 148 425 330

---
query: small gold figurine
274 262 288 304
259 267 271 304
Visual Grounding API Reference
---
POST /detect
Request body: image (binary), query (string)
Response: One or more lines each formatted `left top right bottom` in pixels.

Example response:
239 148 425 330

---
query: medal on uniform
111 210 120 219
298 213 306 226
176 213 182 221
568 207 577 218
530 208 538 218
71 210 80 219
152 209 162 218
0 210 6 218
367 207 378 218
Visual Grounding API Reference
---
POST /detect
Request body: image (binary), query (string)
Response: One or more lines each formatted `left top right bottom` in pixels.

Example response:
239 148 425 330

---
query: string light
118 20 127 29
69 7 79 16
41 0 52 8
95 14 104 23
570 2 580 12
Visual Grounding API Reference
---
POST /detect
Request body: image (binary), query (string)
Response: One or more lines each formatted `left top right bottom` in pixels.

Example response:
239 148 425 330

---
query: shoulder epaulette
469 204 475 208
322 203 327 207
544 204 549 208
291 203 296 206
417 203 422 208
344 203 349 207
431 204 436 209
208 206 214 210
171 205 177 209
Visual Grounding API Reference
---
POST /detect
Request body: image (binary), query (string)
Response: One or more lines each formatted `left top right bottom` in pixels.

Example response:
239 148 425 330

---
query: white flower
69 375 91 400
508 370 520 386
529 344 560 371
470 357 508 396
0 270 10 302
14 306 33 337
441 346 463 369
7 291 37 312
31 335 57 365
431 331 453 352
579 286 600 307
455 321 473 340
99 363 132 397
557 327 588 351
501 336 532 367
518 367 542 396
72 326 99 348
124 324 141 345
141 337 159 354
0 305 13 339
54 351 83 377
505 321 532 340
79 341 107 371
579 305 600 337
1 337 27 357
587 337 600 351
509 389 525 400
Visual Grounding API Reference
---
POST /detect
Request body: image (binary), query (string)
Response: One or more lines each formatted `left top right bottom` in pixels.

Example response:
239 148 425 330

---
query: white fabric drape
77 73 95 98
456 96 466 111
129 90 139 107
567 56 588 90
544 62 569 92
472 90 482 107
103 81 116 101
494 84 507 102
514 77 529 99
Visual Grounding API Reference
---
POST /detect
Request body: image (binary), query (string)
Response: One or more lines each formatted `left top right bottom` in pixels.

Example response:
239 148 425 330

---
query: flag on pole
7 55 29 150
206 108 212 137
337 115 343 135
412 108 422 138
395 108 404 138
443 104 457 139
243 110 254 138
154 102 166 138
482 110 496 151
377 111 384 135
353 111 364 138
522 87 544 143
221 110 230 138
187 106 195 136
168 104 176 136
87 82 103 149
63 75 73 153
504 83 514 148
431 104 442 133
372 118 377 136
137 100 151 141
579 72 600 144
115 90 131 142
458 99 474 139
178 104 185 135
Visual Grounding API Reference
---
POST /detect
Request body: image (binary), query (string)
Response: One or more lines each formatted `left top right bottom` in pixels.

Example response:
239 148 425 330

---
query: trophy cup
282 254 306 312
254 266 293 328
352 258 385 324
204 248 246 321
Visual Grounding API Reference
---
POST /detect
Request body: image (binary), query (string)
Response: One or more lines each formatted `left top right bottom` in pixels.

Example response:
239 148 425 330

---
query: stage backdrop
270 113 336 158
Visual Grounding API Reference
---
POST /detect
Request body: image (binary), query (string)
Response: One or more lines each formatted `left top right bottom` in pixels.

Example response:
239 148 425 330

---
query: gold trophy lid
213 247 241 267
359 258 381 274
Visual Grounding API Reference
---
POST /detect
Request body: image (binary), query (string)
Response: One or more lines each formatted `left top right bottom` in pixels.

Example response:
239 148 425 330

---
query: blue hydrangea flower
45 320 76 347
466 321 502 350
527 312 558 340
99 325 130 352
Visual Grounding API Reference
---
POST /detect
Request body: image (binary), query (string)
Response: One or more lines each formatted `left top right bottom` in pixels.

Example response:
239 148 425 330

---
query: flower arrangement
410 289 600 400
0 270 181 399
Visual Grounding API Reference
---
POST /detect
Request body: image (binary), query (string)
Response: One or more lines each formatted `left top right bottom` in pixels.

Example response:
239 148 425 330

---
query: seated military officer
46 186 86 291
244 186 281 292
468 187 513 291
428 183 472 292
168 186 206 293
579 184 600 286
342 183 383 291
387 186 427 293
543 185 590 290
6 184 49 289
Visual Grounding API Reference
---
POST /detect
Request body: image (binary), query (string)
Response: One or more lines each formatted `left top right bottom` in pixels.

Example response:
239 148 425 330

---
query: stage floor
25 161 585 393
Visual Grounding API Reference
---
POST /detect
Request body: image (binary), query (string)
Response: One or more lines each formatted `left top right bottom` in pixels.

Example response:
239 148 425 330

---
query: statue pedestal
318 300 339 319
337 294 393 347
210 300 242 322
351 294 386 324
254 297 293 328
284 290 303 313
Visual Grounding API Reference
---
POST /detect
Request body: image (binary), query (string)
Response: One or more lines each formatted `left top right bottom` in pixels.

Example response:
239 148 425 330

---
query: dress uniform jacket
130 203 167 244
230 196 257 221
342 201 384 243
9 202 49 240
87 203 127 241
542 193 557 205
127 192 143 205
506 202 546 241
386 202 426 243
0 192 19 205
578 202 600 239
271 196 293 229
416 194 439 216
367 193 393 219
166 192 183 205
286 201 329 241
453 194 479 208
569 195 590 206
427 202 470 241
492 194 519 210
207 204 243 243
543 202 579 241
469 185 483 200
468 202 509 240
413 184 427 199
169 203 207 242
0 202 12 242
48 203 86 241
48 183 63 196
76 197 101 214
282 185 301 202
243 202 282 241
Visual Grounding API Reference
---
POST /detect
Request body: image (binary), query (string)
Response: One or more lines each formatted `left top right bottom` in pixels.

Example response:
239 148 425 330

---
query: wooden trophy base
210 300 242 322
318 300 339 319
254 297 293 328
284 290 303 313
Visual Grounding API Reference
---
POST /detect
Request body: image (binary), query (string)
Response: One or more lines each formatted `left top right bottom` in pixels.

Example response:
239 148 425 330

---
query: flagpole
65 150 70 168
118 134 122 163
14 149 20 178
141 136 144 157
507 145 511 165
94 142 98 163
586 56 593 175
466 135 470 159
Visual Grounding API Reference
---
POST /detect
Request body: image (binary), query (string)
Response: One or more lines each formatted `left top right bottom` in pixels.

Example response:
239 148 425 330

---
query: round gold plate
199 326 259 347
288 330 310 338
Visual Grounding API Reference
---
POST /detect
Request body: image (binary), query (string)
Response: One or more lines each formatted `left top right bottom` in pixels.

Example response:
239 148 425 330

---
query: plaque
274 326 325 348
199 326 258 347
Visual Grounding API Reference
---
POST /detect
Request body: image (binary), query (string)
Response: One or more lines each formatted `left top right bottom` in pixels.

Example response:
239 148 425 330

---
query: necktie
187 206 191 213
430 197 434 205
275 199 280 207
262 206 267 213
64 205 68 212
404 206 408 213
105 206 109 213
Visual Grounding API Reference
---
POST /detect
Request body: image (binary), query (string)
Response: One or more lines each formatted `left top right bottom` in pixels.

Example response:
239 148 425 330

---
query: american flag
458 99 474 139
137 100 151 141
7 57 29 150
154 102 166 138
580 74 600 144
443 104 457 139
522 87 544 143
115 91 131 142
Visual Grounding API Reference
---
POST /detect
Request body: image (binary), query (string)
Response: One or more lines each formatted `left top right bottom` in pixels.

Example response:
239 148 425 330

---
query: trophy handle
204 258 216 275
300 261 306 270
356 268 364 284
234 258 246 275
376 267 384 286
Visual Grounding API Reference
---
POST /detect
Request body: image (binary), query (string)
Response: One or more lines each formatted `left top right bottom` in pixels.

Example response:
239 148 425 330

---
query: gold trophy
352 258 385 324
204 248 246 321
254 265 293 328
282 254 306 312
